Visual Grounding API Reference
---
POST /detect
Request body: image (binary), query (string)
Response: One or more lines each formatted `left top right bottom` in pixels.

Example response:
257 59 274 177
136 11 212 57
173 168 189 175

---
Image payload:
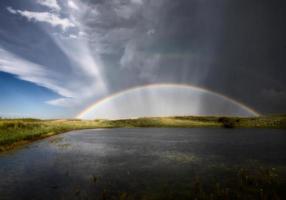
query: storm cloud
80 0 286 114
0 0 285 117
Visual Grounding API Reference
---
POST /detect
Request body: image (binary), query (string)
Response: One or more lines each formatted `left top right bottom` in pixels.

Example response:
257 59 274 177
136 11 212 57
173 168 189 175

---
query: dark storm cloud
1 0 285 115
80 0 285 114
204 0 286 114
81 0 222 85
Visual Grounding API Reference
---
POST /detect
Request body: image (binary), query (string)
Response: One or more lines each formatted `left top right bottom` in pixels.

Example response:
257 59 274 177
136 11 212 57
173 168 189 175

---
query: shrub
218 117 235 128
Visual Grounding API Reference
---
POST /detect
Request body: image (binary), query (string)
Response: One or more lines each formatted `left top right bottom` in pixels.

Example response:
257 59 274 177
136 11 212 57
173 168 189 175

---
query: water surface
0 128 285 199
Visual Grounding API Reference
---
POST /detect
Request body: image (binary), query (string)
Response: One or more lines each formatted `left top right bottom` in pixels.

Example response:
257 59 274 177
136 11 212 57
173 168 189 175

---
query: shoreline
0 115 285 153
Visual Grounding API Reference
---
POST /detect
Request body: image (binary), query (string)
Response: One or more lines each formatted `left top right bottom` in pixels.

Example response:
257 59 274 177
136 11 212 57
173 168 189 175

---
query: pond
0 128 286 199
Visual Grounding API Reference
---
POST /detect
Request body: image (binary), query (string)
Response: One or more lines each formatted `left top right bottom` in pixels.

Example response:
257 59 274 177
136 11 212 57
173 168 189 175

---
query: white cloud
147 29 155 35
78 31 87 37
7 7 75 30
5 2 108 108
68 34 78 39
0 48 73 98
130 0 143 5
68 0 79 10
36 0 61 11
6 7 17 14
0 47 107 107
46 98 77 107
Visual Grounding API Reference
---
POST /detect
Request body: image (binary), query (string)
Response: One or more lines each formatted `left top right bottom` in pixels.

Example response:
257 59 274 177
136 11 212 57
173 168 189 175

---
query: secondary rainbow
76 83 260 118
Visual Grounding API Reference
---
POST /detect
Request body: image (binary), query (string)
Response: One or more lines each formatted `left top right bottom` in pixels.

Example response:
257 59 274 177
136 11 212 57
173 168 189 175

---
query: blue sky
0 0 285 118
0 0 109 118
0 72 67 118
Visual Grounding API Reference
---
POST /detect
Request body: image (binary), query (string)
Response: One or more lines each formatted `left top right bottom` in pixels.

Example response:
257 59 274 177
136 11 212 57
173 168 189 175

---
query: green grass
0 115 285 152
0 119 106 152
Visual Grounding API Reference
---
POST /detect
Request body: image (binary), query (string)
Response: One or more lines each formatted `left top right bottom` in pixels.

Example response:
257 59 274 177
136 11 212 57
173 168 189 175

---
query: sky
0 0 285 118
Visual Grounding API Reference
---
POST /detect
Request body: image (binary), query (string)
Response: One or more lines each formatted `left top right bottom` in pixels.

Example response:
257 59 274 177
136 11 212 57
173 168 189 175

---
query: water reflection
0 128 286 199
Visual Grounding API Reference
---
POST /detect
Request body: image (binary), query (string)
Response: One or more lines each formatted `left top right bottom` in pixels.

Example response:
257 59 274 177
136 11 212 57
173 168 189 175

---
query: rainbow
76 83 260 118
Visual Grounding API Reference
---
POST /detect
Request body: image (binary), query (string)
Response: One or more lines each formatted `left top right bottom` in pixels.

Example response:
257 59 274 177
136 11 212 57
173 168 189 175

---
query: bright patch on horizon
77 84 259 119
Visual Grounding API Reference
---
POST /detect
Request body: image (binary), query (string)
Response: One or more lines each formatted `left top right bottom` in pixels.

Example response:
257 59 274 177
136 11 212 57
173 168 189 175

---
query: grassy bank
0 115 285 152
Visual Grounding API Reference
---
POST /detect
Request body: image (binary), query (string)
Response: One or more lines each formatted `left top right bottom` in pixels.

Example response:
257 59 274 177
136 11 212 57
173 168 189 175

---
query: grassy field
0 115 285 152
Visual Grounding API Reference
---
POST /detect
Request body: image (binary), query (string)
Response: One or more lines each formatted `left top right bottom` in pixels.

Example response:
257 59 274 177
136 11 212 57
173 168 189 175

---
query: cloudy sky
0 0 285 118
